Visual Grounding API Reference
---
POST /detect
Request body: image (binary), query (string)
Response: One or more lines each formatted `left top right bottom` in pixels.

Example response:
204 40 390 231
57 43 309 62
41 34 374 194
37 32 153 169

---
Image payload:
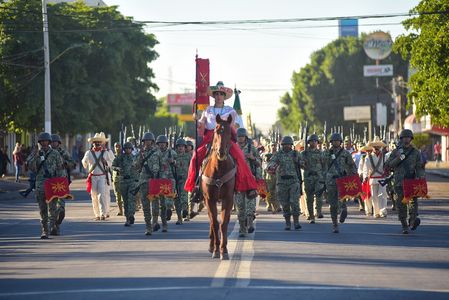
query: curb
426 170 449 179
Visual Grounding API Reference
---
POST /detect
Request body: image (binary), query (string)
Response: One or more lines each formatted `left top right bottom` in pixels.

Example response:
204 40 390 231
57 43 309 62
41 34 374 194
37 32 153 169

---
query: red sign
336 174 363 201
196 57 210 110
148 179 176 200
167 93 195 106
402 178 429 203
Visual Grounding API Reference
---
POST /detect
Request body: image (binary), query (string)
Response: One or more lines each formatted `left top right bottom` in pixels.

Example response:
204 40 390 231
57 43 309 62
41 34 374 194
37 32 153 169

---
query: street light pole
42 0 51 133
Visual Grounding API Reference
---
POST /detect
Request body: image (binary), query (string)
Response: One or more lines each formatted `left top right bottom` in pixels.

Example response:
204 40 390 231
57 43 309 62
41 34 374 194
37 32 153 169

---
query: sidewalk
426 161 449 179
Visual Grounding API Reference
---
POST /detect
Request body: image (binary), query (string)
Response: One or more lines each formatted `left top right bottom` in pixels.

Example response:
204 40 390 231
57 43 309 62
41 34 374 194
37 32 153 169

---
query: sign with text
344 106 371 121
167 93 195 106
363 31 393 60
363 64 393 77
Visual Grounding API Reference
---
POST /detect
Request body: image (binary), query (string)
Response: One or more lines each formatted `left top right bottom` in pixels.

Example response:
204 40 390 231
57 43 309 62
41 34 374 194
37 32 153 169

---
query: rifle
323 121 328 146
304 121 309 151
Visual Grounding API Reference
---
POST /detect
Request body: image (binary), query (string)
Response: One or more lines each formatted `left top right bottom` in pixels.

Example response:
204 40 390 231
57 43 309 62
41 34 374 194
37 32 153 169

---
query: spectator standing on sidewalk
13 143 24 182
434 141 442 166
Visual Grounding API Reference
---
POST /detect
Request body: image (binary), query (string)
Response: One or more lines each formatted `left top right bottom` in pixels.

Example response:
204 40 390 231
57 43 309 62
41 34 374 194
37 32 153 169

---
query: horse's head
213 114 232 161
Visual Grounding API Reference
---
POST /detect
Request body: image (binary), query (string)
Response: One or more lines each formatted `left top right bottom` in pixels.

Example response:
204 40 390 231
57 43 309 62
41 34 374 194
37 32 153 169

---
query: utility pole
42 0 51 133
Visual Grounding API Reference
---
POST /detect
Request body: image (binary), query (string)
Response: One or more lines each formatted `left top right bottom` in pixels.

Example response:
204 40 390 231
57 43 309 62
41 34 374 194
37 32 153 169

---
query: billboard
363 31 393 60
344 106 371 121
363 64 393 77
167 93 195 106
339 19 358 37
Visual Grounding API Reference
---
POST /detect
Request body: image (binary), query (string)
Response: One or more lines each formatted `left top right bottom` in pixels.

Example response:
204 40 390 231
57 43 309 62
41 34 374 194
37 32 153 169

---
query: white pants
91 175 107 218
370 183 387 217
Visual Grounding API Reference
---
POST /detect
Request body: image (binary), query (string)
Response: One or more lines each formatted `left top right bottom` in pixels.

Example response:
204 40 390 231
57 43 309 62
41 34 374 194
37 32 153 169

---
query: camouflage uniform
156 147 177 232
112 147 123 215
28 136 64 238
323 142 357 232
262 152 281 213
135 145 161 234
175 151 191 223
112 148 139 225
235 137 262 235
385 139 424 233
300 147 325 222
267 137 302 230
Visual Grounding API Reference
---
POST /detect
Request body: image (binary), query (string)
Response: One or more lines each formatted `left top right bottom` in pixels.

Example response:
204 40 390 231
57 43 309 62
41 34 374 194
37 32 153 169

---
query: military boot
176 217 183 225
284 216 292 230
239 218 247 237
409 216 421 231
40 226 49 239
162 217 168 232
49 221 59 236
332 216 339 233
339 208 348 223
247 215 255 233
145 227 152 236
56 207 65 225
124 217 130 227
293 215 301 230
117 205 123 216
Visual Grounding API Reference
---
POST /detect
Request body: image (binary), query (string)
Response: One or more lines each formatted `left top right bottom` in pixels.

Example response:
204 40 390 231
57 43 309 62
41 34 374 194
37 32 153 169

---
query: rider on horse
184 81 258 198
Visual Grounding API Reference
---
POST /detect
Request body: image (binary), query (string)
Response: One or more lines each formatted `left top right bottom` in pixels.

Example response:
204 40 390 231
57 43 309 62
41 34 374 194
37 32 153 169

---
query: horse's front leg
206 196 220 259
219 187 234 260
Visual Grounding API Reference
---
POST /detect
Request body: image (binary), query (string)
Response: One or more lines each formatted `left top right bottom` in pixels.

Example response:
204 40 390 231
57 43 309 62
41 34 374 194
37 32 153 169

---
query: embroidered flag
44 177 74 203
402 178 429 203
148 178 177 201
336 174 363 201
256 179 268 199
362 180 371 202
195 57 210 110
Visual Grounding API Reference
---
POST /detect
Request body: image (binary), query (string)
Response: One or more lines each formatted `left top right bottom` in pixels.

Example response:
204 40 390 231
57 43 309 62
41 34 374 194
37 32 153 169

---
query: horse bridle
214 126 230 161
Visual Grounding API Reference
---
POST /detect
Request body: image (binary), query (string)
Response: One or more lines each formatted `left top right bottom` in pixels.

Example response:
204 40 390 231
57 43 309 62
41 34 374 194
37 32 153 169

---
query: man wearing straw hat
363 136 388 218
82 132 113 220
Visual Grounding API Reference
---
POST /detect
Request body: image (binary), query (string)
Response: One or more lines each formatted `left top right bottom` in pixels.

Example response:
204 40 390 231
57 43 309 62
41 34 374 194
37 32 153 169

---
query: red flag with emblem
256 179 268 199
336 174 363 201
195 57 210 110
402 178 429 203
44 177 74 203
148 178 177 201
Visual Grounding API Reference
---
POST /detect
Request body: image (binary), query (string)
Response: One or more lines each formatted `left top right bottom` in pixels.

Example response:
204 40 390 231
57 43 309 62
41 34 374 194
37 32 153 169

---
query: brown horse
201 114 236 260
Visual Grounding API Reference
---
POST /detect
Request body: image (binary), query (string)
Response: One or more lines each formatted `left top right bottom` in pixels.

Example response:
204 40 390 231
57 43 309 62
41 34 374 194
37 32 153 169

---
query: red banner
44 177 74 203
148 178 177 201
195 57 210 110
362 180 371 202
256 179 268 199
336 174 363 201
402 178 429 203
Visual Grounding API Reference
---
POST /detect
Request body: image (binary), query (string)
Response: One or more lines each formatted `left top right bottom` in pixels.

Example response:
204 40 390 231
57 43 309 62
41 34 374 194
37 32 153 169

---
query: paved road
0 174 448 299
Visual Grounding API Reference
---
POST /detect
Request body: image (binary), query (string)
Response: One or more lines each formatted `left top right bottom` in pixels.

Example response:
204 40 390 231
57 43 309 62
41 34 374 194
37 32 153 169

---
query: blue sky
104 0 420 132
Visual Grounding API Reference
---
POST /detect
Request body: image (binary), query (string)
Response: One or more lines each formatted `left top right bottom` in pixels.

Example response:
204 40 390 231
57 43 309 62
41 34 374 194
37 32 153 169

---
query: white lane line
235 221 256 288
1 285 449 297
210 221 240 287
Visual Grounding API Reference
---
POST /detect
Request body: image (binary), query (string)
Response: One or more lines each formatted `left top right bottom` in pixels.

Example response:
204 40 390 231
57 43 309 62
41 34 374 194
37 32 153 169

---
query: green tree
278 35 408 133
0 0 158 134
394 0 449 126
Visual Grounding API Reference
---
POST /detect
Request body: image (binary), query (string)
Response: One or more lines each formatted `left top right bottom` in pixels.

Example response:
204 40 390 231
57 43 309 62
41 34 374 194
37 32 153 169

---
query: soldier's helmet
156 135 168 144
176 138 187 146
123 142 133 149
330 132 343 142
186 140 194 148
307 134 319 143
399 129 414 139
236 128 247 137
280 136 294 145
51 134 61 143
37 132 52 142
142 132 155 141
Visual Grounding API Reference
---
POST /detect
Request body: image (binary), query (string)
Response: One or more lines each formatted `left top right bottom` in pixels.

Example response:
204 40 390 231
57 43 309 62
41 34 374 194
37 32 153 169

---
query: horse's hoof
220 253 229 260
212 251 220 259
208 247 214 253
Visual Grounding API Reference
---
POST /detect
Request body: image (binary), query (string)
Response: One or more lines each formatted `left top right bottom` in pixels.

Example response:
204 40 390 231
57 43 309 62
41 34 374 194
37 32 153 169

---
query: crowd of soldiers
28 126 424 239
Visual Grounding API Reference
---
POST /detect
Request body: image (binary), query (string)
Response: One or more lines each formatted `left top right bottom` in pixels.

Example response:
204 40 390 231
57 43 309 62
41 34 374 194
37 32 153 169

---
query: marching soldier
112 142 139 227
262 141 281 213
385 129 425 234
155 135 177 233
27 132 64 239
112 143 123 216
174 139 191 225
235 128 262 236
135 132 160 235
50 134 76 234
300 134 325 224
323 133 357 233
266 136 302 231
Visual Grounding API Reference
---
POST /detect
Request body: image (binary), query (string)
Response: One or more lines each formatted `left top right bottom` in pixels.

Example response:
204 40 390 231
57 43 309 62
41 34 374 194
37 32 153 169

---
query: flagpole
195 52 199 179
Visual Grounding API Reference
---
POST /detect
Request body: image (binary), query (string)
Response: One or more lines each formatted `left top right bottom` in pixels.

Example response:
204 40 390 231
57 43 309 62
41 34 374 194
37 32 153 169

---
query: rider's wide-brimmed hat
360 144 373 152
368 136 387 148
88 132 109 144
207 81 233 100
